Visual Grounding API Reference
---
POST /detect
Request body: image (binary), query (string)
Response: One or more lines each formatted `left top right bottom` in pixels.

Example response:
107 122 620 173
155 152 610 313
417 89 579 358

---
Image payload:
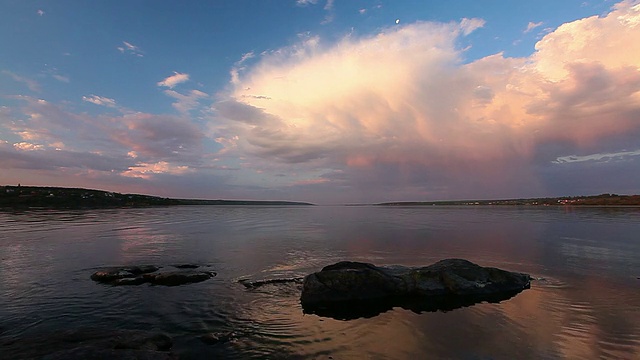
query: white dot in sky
395 19 400 24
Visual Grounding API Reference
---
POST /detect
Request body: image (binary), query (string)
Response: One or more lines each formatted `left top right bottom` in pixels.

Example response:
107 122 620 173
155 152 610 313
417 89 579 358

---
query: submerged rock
199 331 236 345
90 265 159 283
90 265 216 286
301 259 531 319
172 264 200 269
144 270 216 286
238 277 304 289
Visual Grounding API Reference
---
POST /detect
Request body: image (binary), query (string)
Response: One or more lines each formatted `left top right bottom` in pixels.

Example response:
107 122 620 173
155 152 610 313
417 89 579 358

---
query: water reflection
301 290 528 320
116 225 178 261
1 206 639 359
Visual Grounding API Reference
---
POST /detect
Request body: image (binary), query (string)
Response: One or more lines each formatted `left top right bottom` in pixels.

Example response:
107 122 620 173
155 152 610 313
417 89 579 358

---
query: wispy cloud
82 94 117 107
296 0 318 5
554 150 640 164
117 41 144 57
157 72 190 88
295 0 335 24
324 0 334 10
460 18 486 35
230 52 254 85
524 21 543 33
163 89 208 113
2 71 41 92
51 74 70 83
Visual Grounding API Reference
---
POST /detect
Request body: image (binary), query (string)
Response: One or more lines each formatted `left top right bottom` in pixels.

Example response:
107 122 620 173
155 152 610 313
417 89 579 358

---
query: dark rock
144 270 216 286
301 259 531 319
238 277 304 289
172 264 200 269
199 331 235 345
90 265 159 283
90 265 216 286
111 276 149 286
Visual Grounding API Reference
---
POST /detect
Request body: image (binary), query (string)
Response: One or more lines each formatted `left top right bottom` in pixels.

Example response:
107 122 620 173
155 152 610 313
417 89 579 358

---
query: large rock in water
301 259 531 319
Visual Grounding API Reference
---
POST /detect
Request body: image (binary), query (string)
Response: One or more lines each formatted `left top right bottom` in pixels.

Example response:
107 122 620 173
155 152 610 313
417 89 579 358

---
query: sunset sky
1 0 639 204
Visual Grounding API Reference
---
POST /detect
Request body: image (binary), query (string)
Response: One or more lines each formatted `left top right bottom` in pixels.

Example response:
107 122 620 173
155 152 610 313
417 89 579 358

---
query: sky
1 0 639 204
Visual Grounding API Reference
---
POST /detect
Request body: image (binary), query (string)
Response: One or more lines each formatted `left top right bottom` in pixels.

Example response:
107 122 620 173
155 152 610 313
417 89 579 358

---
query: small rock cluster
90 264 216 286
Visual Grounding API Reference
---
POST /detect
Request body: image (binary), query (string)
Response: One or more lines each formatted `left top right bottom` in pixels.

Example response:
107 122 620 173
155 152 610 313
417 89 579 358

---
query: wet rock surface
238 277 304 289
90 265 216 286
301 259 531 319
199 331 236 345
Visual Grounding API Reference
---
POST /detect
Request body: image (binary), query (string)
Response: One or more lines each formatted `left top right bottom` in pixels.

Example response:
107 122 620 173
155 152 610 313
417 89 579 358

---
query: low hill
0 185 314 209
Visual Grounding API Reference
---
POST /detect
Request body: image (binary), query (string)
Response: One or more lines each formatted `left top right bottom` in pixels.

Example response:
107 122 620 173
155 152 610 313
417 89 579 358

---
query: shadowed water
1 205 639 359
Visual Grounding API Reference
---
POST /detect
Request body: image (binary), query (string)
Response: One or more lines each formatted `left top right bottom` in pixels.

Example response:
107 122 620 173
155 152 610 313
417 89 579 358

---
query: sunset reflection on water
1 205 639 359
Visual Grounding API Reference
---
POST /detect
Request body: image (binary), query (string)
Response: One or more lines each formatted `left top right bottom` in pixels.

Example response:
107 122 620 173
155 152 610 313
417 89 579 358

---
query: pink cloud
157 72 190 88
524 21 543 33
0 97 206 183
2 71 41 92
210 1 640 200
82 94 117 107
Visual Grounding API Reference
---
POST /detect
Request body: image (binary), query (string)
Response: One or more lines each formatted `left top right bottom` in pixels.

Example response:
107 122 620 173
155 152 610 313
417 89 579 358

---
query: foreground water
1 205 639 359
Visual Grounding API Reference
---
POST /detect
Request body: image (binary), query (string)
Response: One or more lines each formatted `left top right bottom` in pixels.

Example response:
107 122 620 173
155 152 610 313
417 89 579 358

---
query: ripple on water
2 206 640 359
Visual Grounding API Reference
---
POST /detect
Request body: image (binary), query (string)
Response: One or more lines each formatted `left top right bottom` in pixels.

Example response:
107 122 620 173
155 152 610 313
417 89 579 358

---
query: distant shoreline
376 193 640 207
2 185 639 209
0 185 314 209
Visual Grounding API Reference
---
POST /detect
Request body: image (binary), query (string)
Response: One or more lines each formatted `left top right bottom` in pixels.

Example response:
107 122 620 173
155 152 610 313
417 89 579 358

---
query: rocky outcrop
301 259 531 319
238 277 304 289
91 265 216 286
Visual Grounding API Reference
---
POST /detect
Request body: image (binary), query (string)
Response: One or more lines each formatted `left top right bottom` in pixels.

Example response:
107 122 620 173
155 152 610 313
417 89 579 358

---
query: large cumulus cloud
214 1 640 201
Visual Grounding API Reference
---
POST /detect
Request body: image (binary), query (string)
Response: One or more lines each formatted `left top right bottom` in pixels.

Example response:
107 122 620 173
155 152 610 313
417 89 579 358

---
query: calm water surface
1 205 639 359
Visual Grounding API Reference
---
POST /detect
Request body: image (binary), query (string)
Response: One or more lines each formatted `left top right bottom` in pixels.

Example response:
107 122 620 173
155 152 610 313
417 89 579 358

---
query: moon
395 19 400 24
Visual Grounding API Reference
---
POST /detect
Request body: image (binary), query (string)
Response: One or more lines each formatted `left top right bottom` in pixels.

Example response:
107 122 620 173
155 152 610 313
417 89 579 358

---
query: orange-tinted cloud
214 1 640 200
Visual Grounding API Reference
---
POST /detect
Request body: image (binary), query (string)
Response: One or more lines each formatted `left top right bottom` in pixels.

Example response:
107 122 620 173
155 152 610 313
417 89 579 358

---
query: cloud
37 9 44 16
230 52 254 85
122 161 193 179
459 17 486 35
2 71 41 92
524 21 543 33
163 89 208 113
110 113 204 162
553 149 640 164
82 94 117 107
157 72 190 88
295 0 335 23
51 74 70 83
1 141 133 172
13 142 44 151
296 0 318 5
117 41 144 57
0 97 206 182
211 1 640 201
324 0 334 10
